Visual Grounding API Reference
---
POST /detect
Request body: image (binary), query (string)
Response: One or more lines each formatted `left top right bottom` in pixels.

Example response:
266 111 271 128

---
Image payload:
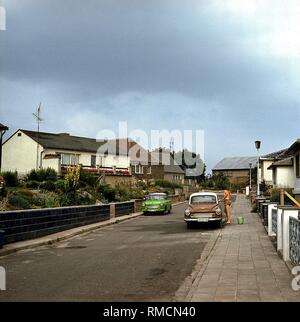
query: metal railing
290 216 300 266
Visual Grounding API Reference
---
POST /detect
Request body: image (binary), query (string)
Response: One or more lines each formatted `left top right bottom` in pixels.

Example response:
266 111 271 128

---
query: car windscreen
148 195 166 200
191 195 217 204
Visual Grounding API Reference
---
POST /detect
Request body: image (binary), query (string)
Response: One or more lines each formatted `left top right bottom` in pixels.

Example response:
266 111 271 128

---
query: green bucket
237 217 244 225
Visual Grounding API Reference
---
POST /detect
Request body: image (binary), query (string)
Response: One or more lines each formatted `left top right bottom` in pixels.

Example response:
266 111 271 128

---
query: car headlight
184 208 191 217
215 207 222 216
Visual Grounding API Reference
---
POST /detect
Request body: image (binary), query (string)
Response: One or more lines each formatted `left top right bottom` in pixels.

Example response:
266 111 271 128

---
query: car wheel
187 222 194 229
217 220 224 229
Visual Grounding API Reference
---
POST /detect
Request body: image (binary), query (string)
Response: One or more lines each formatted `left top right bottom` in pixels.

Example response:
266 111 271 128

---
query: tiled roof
18 130 149 157
213 157 257 170
267 157 293 169
21 129 107 154
285 139 300 155
260 148 288 160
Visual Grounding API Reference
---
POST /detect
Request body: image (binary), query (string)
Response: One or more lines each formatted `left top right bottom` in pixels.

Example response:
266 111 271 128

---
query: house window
61 153 80 165
135 165 143 174
147 166 152 175
91 155 96 168
296 154 300 178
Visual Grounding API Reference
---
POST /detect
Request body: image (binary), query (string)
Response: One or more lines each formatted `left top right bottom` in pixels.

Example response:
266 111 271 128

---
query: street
0 202 223 302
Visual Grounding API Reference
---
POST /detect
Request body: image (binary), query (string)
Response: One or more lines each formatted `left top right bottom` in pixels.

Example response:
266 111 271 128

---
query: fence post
110 203 115 219
280 189 285 206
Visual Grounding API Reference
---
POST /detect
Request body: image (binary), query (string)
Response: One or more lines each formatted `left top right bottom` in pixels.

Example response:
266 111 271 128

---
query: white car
184 192 225 228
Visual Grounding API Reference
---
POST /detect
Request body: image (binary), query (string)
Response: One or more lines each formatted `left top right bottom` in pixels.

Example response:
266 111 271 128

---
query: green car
142 193 172 215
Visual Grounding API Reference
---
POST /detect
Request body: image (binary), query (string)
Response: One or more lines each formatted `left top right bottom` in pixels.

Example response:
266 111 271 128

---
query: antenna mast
33 103 43 170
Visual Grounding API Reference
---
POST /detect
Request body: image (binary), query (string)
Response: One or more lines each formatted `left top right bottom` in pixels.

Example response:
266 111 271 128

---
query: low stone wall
114 201 135 218
0 204 110 245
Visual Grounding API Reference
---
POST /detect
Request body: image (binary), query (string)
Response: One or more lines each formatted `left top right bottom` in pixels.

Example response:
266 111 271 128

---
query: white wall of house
99 154 130 168
261 160 273 183
273 167 294 188
43 149 130 169
42 157 61 174
2 131 42 175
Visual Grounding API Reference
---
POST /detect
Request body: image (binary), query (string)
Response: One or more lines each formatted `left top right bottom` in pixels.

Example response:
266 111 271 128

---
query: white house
260 149 287 185
285 139 300 201
267 157 294 188
1 129 131 176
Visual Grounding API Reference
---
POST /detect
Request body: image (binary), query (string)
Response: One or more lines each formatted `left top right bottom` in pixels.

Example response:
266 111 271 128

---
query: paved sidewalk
176 195 300 302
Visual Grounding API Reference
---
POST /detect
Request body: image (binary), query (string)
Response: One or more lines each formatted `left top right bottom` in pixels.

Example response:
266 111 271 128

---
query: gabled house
267 157 294 188
129 147 185 184
1 129 131 176
259 149 288 185
212 156 257 186
284 139 300 201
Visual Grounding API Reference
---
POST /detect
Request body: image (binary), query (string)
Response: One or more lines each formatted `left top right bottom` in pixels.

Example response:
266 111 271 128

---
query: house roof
260 148 288 160
213 157 257 171
0 123 9 131
164 164 185 174
20 129 107 154
285 139 300 155
267 157 293 169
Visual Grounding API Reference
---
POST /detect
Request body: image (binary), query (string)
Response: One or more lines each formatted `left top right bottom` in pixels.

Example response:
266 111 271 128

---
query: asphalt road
0 202 223 302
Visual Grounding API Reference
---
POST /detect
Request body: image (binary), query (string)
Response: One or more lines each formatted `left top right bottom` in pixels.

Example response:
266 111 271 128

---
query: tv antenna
33 103 44 169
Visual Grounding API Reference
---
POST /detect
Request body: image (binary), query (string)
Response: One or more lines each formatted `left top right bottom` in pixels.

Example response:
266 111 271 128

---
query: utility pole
255 140 261 196
249 162 252 191
33 103 43 170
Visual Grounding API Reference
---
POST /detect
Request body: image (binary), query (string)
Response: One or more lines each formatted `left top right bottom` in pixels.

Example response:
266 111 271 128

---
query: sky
0 0 300 172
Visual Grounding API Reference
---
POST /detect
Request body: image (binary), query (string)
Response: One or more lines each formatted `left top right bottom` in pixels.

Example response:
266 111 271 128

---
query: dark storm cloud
1 0 286 100
1 0 300 170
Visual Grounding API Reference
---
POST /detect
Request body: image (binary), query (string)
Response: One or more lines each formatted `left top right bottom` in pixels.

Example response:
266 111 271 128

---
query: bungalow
267 157 294 188
284 139 300 201
1 129 131 176
212 156 257 186
259 149 288 185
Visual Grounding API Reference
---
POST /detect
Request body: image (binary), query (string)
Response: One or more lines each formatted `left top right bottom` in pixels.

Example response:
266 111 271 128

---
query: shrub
25 180 40 189
65 165 81 191
44 193 60 208
32 195 46 208
269 188 294 203
16 189 34 198
8 195 31 209
39 181 56 191
79 169 97 187
0 185 8 198
1 171 19 187
27 168 57 182
55 179 67 193
75 191 96 205
27 169 39 181
97 184 116 202
155 180 182 189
